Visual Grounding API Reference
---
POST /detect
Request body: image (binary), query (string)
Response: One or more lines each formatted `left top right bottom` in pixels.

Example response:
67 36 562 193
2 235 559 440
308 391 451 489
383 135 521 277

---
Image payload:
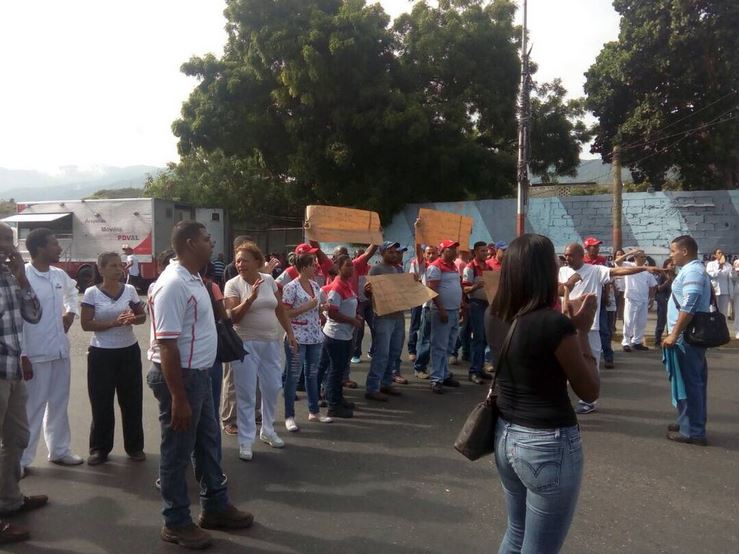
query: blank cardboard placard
304 205 383 245
482 271 500 303
366 273 438 316
415 207 473 251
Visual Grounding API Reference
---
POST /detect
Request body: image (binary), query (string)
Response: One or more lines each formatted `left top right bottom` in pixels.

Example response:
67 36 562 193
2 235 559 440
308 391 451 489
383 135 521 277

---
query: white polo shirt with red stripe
462 258 488 302
147 260 217 370
426 258 463 311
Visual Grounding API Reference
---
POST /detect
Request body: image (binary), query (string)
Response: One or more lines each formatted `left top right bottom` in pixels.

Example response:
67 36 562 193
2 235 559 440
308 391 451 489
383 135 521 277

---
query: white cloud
0 0 619 172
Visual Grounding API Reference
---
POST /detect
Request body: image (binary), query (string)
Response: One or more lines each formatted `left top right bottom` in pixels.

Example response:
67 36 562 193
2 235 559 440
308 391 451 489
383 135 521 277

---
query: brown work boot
0 521 29 544
160 523 212 549
364 391 388 402
198 504 254 530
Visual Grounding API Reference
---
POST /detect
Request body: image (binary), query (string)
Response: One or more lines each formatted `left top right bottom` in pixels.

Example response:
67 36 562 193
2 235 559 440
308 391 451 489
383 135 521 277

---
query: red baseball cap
294 243 319 255
583 236 602 248
439 239 460 250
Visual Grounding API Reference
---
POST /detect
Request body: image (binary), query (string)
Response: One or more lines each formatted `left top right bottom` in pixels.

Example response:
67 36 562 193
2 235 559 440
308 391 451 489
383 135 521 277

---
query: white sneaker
285 417 299 432
50 454 84 466
260 430 285 448
239 445 253 461
308 413 333 423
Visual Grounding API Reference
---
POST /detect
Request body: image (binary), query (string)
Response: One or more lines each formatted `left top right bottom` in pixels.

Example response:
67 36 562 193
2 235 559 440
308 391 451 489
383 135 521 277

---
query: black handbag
671 276 730 348
454 318 518 461
205 281 248 363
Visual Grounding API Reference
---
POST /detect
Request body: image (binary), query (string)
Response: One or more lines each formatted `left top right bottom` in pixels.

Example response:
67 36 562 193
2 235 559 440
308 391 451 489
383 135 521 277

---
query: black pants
87 343 144 456
352 300 375 358
655 295 669 343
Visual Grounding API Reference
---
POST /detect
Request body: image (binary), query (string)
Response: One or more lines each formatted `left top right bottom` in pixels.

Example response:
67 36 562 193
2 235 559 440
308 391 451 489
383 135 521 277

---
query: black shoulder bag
205 281 248 363
454 317 518 461
671 275 730 348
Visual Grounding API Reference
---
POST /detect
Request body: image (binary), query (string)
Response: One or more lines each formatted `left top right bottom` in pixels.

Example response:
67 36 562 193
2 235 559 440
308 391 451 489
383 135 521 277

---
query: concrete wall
383 191 739 262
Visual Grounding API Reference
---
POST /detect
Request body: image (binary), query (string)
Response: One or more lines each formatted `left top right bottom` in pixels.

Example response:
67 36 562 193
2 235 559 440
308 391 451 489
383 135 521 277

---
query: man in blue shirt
662 235 711 446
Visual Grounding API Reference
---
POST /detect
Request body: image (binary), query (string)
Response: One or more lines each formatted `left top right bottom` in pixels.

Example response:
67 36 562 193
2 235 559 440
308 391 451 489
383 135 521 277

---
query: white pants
578 330 602 407
622 299 648 347
588 330 602 373
232 339 283 446
715 294 730 318
21 358 73 467
733 295 739 337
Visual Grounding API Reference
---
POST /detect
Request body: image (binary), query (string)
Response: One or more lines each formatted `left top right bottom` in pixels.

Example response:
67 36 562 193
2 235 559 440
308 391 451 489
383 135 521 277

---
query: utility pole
612 145 623 253
516 0 531 237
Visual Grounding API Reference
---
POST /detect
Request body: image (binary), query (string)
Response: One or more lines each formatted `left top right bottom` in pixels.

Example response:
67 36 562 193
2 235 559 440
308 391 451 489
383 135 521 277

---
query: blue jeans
147 365 229 528
429 308 459 383
352 300 375 358
321 336 353 409
207 360 223 463
407 305 422 355
598 302 613 363
453 314 471 359
674 339 708 439
468 300 488 375
284 342 322 417
366 317 405 393
494 418 583 554
413 307 432 372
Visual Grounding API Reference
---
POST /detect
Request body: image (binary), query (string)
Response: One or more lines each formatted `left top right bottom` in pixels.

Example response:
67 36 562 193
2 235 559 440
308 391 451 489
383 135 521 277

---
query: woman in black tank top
486 234 599 554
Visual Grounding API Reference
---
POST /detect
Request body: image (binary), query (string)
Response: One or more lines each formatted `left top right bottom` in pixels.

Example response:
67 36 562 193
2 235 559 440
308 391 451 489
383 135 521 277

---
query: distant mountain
0 165 163 201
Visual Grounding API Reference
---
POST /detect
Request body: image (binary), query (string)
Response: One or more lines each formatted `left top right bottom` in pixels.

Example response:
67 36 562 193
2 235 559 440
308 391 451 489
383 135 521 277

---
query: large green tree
168 0 589 223
585 0 739 188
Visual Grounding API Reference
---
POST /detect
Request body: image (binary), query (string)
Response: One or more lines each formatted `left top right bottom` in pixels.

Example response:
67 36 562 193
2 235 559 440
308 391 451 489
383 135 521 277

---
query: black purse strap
671 272 717 312
485 317 519 403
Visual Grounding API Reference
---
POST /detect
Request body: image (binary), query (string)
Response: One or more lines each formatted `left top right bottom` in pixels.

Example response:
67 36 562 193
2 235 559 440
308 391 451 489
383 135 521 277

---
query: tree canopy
151 0 589 223
585 0 739 189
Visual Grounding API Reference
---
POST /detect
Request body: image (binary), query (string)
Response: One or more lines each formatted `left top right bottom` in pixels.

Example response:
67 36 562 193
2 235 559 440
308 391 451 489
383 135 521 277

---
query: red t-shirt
486 257 502 271
584 254 607 266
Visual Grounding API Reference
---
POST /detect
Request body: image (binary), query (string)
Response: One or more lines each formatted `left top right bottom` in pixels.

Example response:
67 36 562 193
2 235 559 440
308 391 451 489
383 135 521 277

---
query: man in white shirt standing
148 221 253 549
705 248 733 317
615 250 658 351
20 228 83 473
559 242 662 414
123 244 142 291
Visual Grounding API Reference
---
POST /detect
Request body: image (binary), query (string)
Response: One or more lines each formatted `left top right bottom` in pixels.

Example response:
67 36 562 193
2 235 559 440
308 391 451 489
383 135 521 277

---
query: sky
0 0 620 173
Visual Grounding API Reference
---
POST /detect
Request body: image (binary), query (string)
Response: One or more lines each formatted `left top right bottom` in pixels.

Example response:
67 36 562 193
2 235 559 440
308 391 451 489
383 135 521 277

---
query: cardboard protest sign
304 205 383 245
415 207 473 251
366 273 438 317
482 271 500 303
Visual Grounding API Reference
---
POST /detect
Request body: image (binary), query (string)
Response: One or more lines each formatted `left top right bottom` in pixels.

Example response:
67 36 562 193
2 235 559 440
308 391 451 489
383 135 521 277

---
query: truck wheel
77 266 95 292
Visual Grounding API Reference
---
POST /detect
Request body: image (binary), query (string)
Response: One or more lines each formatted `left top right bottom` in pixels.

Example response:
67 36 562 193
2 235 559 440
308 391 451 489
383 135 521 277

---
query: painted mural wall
382 191 739 263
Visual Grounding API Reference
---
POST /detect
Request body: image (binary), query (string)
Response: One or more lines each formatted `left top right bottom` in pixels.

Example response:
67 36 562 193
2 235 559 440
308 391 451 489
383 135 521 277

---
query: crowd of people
0 217 734 550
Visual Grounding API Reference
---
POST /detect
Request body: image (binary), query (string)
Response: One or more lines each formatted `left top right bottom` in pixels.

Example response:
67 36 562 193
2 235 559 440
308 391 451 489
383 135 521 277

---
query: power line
621 103 738 152
617 90 738 152
584 111 738 185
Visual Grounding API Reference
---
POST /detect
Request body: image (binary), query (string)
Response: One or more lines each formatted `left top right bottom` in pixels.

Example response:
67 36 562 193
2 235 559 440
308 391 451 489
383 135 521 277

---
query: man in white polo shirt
147 221 253 549
123 245 142 291
560 242 662 414
21 228 83 473
615 250 658 351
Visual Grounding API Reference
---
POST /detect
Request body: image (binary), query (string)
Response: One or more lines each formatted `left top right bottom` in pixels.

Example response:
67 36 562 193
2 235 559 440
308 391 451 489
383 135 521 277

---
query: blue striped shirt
667 259 711 332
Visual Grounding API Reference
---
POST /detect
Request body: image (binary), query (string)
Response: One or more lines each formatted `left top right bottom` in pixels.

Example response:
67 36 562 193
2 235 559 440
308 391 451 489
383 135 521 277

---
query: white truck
2 198 226 290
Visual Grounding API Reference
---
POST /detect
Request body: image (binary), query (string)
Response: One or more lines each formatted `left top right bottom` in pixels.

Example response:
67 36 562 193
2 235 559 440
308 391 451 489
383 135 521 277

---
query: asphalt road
7 310 739 554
